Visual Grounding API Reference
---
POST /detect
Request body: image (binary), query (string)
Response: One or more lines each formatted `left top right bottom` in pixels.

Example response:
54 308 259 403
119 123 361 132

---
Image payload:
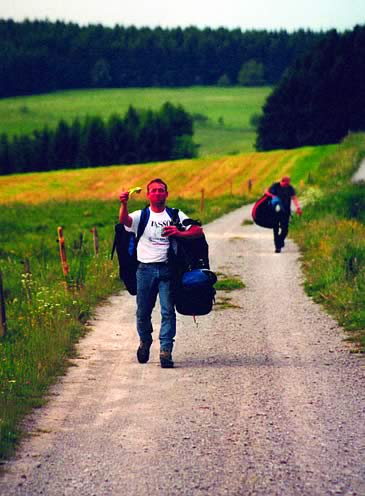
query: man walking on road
119 178 204 368
265 176 302 253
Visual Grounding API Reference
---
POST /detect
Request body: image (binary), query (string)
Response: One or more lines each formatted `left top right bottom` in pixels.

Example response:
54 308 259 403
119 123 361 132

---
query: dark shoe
275 247 281 253
160 350 174 368
137 340 152 364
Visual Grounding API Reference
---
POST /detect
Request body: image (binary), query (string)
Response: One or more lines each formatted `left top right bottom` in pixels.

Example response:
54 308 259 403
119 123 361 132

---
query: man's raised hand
119 191 130 205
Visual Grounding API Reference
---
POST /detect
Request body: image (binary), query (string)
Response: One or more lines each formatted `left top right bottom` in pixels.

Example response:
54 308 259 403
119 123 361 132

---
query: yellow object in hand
128 187 142 196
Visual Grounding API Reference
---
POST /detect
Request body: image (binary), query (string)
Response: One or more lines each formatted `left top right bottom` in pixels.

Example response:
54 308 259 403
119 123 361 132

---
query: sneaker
275 247 281 253
137 340 152 364
160 350 174 368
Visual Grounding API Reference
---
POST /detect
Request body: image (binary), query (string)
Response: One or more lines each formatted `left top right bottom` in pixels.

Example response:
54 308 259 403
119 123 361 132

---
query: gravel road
1 205 364 496
352 157 365 183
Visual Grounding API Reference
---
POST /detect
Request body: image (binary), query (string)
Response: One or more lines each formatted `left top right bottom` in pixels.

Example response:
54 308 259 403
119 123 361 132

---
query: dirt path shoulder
1 205 364 496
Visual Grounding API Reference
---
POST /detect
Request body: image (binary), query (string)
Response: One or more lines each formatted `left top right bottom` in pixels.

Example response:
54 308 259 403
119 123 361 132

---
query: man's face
147 182 168 205
280 177 290 187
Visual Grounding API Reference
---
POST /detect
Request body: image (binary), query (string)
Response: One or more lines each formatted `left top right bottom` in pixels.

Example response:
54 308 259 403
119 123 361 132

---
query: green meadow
290 133 365 351
0 86 271 157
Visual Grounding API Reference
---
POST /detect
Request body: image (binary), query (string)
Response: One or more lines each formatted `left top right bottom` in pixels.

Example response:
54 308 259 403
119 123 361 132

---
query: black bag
170 214 217 316
251 194 284 228
111 207 150 295
175 268 217 316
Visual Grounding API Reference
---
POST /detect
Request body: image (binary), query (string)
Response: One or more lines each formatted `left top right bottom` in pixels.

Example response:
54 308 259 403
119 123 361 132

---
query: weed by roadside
290 133 365 352
214 274 245 310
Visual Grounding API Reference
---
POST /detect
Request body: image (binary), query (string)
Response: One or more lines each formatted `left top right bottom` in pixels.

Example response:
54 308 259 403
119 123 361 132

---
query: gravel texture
352 157 365 183
1 205 364 496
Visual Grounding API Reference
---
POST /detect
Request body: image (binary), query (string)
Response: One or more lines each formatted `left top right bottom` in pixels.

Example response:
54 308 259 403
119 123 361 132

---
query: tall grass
290 133 365 351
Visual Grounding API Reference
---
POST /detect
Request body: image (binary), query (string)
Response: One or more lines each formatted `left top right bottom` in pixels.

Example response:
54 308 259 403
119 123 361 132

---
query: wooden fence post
57 227 69 276
90 227 99 255
247 178 253 193
200 188 205 214
23 258 31 275
0 271 7 337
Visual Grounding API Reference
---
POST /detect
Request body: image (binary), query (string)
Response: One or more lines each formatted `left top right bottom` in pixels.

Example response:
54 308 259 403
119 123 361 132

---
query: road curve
1 205 364 496
352 157 365 183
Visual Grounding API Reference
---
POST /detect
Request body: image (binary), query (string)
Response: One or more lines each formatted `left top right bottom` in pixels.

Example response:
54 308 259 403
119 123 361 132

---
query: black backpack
169 213 217 316
251 194 284 229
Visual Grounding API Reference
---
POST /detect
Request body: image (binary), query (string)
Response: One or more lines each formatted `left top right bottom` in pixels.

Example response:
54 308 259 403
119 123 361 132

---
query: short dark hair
147 178 168 192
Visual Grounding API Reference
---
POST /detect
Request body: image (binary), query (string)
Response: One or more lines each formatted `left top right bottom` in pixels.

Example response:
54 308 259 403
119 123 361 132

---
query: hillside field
0 86 271 157
0 145 336 205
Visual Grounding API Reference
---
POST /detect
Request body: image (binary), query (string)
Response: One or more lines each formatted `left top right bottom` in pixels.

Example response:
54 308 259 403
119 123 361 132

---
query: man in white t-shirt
119 178 204 368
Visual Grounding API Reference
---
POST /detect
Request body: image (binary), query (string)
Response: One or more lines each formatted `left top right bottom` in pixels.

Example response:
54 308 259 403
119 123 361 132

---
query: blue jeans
136 262 176 351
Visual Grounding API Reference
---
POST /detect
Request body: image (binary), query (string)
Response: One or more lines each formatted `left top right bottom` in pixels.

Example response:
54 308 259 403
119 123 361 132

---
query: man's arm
119 191 133 227
265 183 276 198
162 224 204 239
292 195 302 215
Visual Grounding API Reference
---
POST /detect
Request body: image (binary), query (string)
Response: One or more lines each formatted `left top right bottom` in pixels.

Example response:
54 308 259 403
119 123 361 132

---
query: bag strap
166 207 180 225
136 206 150 243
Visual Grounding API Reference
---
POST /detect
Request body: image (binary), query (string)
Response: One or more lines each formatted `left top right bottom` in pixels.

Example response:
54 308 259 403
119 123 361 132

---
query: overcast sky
1 0 364 32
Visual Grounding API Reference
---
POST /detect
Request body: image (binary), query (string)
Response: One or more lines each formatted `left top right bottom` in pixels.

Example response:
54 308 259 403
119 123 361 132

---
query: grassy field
0 145 336 205
0 86 271 157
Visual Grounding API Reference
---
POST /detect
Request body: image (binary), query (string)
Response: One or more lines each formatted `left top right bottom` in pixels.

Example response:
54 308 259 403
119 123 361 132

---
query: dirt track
1 205 364 496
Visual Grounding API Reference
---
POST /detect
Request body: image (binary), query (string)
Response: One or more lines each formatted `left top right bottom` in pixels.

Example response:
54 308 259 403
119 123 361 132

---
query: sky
0 0 364 32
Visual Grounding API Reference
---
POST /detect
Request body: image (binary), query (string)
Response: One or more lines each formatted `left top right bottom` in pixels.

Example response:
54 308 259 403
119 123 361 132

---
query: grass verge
290 133 365 352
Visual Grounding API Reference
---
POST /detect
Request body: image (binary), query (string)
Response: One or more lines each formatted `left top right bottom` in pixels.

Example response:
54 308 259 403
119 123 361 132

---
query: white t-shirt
126 207 189 263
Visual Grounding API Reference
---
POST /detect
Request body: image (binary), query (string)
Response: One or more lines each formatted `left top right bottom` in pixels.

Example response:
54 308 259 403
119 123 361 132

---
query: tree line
0 19 325 97
0 103 196 175
256 25 365 150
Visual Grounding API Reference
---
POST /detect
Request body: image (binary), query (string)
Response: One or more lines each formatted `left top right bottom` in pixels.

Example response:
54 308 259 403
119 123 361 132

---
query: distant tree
91 58 112 87
52 120 71 168
0 102 196 173
138 110 160 162
82 116 108 167
0 19 324 97
249 113 262 130
69 118 82 166
12 135 33 173
171 135 198 159
237 59 265 86
256 25 365 150
0 134 12 174
122 106 140 163
107 114 128 164
217 74 231 86
32 127 52 171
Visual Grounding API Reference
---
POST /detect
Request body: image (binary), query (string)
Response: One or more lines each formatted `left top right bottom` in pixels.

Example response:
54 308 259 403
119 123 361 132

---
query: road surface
1 205 364 495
